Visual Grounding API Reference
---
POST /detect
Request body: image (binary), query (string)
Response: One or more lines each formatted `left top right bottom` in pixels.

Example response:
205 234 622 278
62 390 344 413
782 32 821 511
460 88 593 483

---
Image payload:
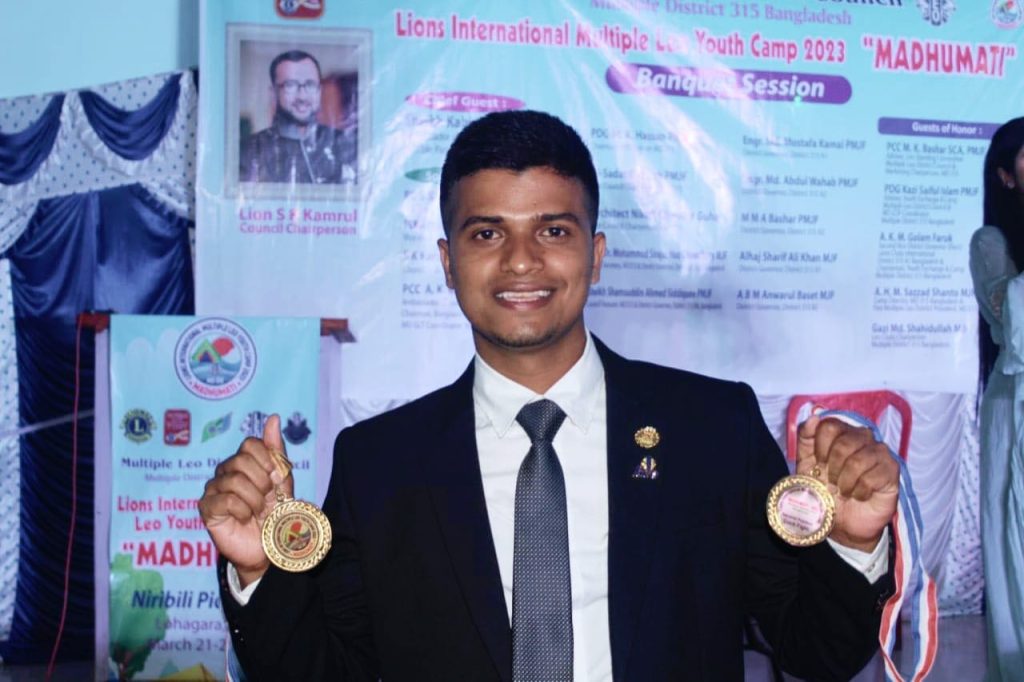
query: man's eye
473 229 497 240
545 226 567 237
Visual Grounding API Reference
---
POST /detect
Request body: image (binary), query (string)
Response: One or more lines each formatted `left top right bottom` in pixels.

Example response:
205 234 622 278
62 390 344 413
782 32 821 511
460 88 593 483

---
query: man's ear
591 232 607 284
438 238 455 289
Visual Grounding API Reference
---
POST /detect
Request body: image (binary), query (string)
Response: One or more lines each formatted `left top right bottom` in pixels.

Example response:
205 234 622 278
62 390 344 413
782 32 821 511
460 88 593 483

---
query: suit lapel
597 340 664 682
424 365 512 682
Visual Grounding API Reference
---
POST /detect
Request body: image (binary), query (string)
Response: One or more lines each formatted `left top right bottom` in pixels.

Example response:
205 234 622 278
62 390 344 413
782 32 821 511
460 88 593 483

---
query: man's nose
501 234 542 275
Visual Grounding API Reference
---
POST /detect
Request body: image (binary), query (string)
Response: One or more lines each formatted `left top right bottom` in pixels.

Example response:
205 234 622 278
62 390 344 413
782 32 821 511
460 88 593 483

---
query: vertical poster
108 315 319 680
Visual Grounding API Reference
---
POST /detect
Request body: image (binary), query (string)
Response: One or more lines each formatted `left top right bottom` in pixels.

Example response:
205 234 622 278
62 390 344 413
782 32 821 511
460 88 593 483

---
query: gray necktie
512 399 573 682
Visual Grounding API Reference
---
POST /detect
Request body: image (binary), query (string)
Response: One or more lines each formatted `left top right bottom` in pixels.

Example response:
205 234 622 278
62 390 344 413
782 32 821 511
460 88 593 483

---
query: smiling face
272 57 321 126
438 166 605 369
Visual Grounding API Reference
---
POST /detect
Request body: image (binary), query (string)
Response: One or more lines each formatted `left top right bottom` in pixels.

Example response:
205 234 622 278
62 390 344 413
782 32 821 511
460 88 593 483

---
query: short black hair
439 110 599 235
269 50 322 84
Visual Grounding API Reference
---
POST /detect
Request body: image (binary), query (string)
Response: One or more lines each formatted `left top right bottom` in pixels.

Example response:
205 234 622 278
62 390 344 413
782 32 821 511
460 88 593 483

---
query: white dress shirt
229 333 889 681
474 333 611 681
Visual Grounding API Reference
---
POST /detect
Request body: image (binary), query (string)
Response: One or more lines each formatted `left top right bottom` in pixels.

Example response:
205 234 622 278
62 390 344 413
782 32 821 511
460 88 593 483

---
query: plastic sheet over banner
196 0 1023 399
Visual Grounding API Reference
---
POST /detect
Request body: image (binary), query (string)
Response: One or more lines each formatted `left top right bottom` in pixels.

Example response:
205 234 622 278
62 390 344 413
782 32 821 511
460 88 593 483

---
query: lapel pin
634 426 660 449
632 455 659 480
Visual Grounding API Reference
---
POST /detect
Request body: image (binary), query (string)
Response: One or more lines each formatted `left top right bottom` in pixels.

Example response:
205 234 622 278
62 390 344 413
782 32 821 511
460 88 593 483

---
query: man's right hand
199 414 293 587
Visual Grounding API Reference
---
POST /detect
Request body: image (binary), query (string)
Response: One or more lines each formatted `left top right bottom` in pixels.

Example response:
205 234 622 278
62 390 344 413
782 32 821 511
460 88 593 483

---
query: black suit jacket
221 339 892 681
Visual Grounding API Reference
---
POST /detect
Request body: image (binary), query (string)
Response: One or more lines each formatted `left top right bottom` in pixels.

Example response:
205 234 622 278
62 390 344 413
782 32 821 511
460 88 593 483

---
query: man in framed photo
239 49 356 185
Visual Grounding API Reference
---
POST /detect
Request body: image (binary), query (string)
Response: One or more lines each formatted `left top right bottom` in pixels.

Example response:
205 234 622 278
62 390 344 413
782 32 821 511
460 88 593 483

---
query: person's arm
970 226 1017 324
202 418 379 681
219 473 378 680
741 385 893 681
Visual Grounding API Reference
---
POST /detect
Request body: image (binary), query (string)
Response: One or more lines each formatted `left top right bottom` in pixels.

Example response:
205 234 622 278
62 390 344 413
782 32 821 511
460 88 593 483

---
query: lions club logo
122 409 155 444
174 318 257 400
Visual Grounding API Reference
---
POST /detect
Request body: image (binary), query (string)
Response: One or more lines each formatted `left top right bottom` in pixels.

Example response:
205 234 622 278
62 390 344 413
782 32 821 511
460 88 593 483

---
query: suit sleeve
218 430 380 681
739 383 894 681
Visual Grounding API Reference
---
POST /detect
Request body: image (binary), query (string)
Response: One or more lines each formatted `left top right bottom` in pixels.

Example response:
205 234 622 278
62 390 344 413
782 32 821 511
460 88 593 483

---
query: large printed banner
108 316 319 680
197 0 1024 398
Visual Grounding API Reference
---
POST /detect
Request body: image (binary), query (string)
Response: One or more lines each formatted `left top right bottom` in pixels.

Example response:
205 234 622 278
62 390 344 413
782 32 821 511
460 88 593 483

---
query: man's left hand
796 415 900 553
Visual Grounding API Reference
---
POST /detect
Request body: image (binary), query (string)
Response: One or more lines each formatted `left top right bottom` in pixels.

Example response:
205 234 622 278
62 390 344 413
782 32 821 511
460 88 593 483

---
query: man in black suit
200 110 898 681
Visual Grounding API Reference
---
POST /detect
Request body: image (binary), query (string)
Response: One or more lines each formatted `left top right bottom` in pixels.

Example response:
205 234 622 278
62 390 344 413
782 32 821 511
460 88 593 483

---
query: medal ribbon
818 409 937 682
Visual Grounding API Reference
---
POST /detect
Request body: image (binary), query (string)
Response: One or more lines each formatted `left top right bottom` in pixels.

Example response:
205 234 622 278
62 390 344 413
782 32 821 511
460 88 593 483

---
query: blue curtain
80 76 179 161
0 184 193 663
0 74 194 663
0 95 64 185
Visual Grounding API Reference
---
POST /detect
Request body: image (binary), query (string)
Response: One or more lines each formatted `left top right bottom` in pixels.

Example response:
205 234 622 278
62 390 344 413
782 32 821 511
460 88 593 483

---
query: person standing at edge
201 110 899 681
969 117 1024 681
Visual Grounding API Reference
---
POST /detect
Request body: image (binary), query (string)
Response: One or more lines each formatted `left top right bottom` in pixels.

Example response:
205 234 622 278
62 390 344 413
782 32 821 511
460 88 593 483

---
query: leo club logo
174 318 257 400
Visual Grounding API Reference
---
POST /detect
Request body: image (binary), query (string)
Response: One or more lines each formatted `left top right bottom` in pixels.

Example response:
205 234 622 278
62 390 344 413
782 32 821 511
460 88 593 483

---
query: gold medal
766 466 835 547
261 449 332 572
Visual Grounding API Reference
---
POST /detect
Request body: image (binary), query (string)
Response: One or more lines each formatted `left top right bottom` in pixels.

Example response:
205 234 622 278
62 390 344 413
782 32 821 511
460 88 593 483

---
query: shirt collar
472 333 605 437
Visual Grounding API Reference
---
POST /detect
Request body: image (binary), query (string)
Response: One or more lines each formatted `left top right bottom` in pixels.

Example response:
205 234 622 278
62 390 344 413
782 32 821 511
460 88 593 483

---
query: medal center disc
273 511 319 559
776 486 827 537
766 474 835 547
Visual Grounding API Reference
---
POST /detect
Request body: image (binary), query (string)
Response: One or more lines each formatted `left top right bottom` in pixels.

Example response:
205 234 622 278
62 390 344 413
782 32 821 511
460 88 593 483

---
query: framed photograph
225 23 371 200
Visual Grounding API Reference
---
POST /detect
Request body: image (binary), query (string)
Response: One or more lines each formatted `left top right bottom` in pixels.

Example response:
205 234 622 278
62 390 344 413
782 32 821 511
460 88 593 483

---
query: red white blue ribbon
818 409 938 682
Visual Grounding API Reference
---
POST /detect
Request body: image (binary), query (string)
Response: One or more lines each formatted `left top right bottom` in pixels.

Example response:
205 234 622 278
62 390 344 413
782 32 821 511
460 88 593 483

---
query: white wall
0 0 198 99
